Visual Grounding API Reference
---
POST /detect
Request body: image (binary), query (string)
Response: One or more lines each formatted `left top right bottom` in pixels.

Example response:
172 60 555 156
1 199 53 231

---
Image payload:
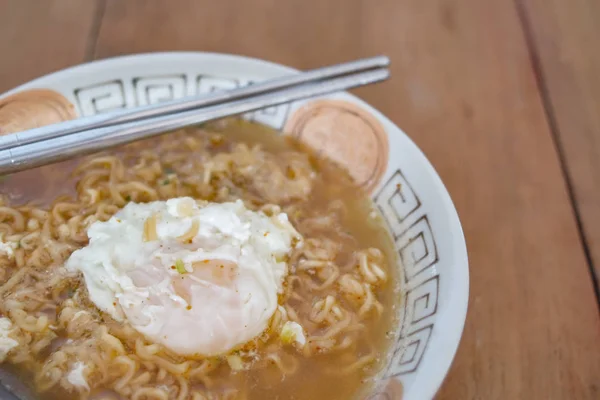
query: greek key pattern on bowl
135 75 187 106
75 80 128 116
375 169 440 377
73 75 291 129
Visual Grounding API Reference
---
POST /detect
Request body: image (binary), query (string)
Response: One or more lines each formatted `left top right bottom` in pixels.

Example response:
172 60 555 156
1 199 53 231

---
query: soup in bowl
0 52 469 400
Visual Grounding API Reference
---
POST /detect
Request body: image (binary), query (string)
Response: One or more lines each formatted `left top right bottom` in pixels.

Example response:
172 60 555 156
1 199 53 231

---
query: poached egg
65 198 301 356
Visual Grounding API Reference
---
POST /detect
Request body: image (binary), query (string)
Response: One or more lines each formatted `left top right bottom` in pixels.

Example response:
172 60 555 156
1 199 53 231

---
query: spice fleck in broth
0 120 400 400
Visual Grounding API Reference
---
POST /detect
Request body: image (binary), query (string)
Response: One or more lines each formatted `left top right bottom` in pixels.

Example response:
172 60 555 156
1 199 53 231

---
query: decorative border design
375 170 421 235
397 217 439 282
75 80 127 116
406 276 439 324
134 75 186 106
72 75 291 129
389 325 434 375
375 169 440 378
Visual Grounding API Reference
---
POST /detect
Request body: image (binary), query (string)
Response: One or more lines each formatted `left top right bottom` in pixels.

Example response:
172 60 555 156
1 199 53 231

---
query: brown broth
0 120 400 400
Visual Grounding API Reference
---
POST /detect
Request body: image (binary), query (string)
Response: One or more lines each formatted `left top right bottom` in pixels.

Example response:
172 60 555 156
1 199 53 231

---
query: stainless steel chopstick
0 68 389 175
0 56 389 151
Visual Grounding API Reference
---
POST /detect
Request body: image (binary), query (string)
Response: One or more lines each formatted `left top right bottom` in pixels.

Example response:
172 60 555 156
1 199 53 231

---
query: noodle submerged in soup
0 120 399 400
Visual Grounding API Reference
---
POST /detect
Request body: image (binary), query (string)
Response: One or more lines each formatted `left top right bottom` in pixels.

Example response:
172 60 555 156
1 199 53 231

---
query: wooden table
1 0 599 398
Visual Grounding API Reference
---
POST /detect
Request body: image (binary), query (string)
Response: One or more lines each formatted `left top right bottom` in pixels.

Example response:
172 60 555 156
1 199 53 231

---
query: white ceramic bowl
0 52 469 400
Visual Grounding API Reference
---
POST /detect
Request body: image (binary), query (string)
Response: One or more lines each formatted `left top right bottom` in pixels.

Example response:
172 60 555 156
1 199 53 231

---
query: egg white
66 198 301 356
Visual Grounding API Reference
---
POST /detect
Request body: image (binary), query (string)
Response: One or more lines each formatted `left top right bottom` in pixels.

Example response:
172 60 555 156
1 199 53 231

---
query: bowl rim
2 51 469 400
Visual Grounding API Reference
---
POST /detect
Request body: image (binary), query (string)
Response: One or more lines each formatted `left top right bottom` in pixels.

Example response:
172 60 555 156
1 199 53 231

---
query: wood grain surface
519 0 600 288
0 0 101 92
1 0 600 398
